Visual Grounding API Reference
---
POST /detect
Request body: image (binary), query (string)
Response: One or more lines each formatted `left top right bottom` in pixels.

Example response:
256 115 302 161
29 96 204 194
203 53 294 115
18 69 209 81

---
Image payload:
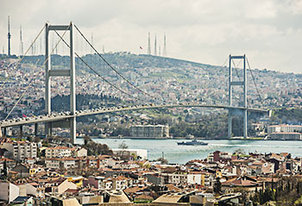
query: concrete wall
0 182 19 203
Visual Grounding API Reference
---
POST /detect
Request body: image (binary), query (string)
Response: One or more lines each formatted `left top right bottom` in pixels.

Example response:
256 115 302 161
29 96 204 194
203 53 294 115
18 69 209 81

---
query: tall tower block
8 16 11 57
20 25 24 56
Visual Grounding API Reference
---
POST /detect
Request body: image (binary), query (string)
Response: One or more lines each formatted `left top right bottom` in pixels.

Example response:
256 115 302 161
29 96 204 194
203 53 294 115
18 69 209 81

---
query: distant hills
10 52 302 109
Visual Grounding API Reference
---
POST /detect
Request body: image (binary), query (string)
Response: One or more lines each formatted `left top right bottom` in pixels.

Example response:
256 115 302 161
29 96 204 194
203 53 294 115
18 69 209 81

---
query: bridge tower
228 55 248 138
45 22 76 144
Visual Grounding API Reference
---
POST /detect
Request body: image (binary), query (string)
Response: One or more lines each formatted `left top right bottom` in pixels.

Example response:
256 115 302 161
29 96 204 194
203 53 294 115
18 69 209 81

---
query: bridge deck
0 104 268 128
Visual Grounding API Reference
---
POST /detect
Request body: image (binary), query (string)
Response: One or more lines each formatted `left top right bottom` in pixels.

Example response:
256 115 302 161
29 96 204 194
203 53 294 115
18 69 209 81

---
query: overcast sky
1 0 302 73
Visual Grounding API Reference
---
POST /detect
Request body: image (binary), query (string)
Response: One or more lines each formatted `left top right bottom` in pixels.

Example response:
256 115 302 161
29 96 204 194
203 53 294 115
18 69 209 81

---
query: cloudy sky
1 0 302 73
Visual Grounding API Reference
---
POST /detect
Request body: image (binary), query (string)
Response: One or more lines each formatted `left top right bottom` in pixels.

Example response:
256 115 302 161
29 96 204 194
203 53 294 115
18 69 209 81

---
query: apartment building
2 140 37 160
45 146 73 158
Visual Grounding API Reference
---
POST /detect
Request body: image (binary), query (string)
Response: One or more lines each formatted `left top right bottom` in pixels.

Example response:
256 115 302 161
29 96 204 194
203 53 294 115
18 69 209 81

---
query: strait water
76 139 302 164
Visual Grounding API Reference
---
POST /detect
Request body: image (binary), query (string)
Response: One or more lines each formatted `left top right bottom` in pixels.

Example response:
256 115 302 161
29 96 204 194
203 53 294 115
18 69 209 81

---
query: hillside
19 52 301 109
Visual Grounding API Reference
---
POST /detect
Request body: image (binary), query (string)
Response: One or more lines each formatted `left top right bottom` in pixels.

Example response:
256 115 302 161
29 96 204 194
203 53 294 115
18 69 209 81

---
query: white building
268 125 302 140
130 125 169 138
270 132 302 140
0 182 20 203
2 140 37 160
45 146 73 158
45 158 76 169
187 173 202 185
268 124 302 134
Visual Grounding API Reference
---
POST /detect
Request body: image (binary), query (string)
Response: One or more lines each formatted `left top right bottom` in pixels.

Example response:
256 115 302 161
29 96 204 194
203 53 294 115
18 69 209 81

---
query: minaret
8 16 11 57
163 33 167 56
154 34 157 56
19 25 24 56
147 32 151 55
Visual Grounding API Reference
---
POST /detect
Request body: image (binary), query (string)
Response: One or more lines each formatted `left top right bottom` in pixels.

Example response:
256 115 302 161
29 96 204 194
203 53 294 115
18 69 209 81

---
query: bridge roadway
0 103 268 128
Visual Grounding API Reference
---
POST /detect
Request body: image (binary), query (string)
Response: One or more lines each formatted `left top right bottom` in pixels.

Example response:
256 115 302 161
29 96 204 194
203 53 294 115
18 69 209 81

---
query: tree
156 157 168 164
213 177 222 195
119 142 128 150
119 142 129 160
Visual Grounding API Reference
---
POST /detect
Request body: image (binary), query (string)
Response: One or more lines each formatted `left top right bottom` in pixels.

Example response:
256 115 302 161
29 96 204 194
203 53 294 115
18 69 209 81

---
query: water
76 139 302 164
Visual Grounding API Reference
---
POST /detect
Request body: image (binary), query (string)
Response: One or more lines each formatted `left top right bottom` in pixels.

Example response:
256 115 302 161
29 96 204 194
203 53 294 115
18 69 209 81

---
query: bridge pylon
45 22 76 144
228 55 248 138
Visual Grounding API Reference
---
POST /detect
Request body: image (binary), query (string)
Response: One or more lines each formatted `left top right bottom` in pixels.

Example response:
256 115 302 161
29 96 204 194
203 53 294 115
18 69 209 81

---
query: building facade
130 125 169 138
2 140 37 160
45 146 72 158
268 124 302 134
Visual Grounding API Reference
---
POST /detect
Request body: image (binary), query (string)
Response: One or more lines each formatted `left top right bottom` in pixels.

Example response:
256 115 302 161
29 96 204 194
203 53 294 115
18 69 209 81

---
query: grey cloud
0 0 301 73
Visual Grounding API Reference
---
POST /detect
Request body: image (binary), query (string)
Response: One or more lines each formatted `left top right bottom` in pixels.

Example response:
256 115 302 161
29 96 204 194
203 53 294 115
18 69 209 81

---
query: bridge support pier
243 109 248 138
34 123 38 136
3 127 6 137
20 125 23 137
228 112 232 138
45 122 52 138
45 22 76 144
70 117 76 144
228 54 248 138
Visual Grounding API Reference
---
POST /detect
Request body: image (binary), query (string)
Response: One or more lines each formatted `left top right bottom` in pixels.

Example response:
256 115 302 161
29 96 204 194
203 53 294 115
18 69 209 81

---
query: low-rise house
145 173 165 186
222 176 261 193
187 172 214 187
10 196 34 205
73 147 87 157
11 164 30 178
45 178 77 195
103 190 131 203
166 173 187 185
0 157 15 170
112 175 133 191
18 183 38 197
45 157 76 169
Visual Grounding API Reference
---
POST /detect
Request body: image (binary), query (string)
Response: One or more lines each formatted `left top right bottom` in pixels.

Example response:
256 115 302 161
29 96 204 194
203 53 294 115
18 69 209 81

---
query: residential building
2 140 37 160
45 146 72 158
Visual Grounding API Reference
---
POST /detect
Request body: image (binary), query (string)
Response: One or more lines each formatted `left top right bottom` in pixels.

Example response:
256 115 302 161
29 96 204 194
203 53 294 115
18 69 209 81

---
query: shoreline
89 136 302 141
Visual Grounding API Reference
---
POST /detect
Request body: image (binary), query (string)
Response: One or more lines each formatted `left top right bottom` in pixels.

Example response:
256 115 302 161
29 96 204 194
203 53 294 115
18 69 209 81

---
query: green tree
213 177 222 195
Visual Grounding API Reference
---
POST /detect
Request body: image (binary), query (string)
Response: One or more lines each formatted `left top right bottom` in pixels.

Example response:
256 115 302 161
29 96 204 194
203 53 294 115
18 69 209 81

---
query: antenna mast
147 32 151 55
20 25 24 56
154 34 157 56
8 16 11 57
163 34 167 56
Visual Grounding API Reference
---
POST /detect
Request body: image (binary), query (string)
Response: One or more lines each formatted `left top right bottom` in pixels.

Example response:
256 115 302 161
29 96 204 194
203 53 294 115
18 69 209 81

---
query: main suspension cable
246 57 263 103
53 30 144 103
74 24 160 103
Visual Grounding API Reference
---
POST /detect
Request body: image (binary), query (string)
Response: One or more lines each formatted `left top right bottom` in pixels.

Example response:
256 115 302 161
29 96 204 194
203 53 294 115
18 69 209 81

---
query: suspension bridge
0 22 270 143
